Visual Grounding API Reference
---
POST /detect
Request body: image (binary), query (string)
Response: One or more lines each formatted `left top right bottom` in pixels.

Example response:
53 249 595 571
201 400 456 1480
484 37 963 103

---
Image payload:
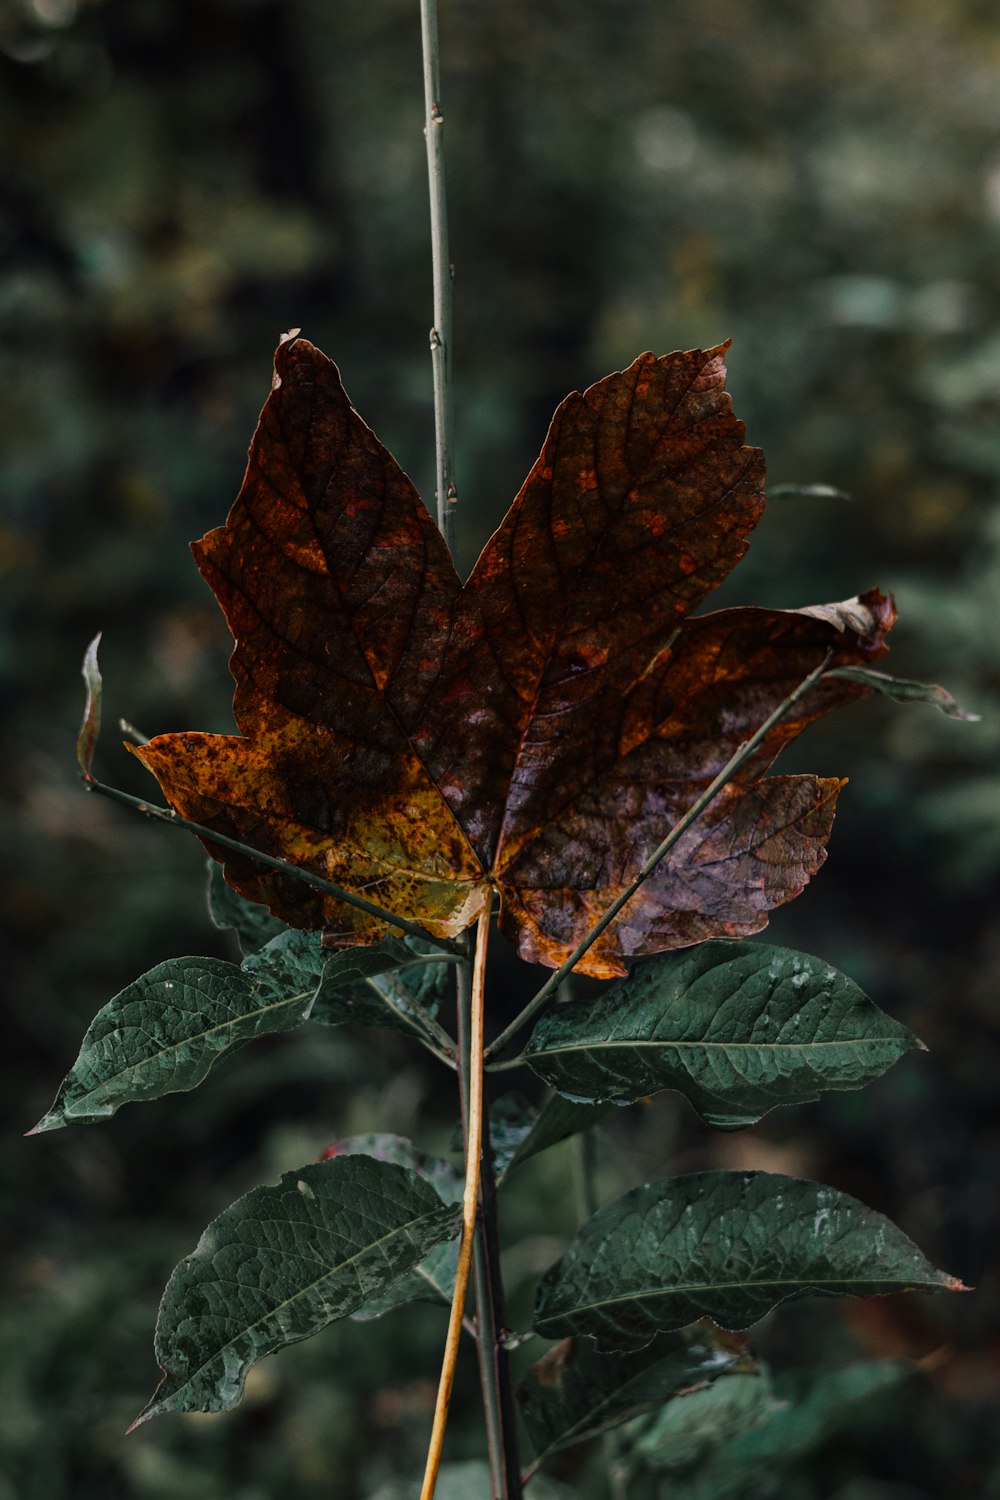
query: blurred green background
2 0 998 1495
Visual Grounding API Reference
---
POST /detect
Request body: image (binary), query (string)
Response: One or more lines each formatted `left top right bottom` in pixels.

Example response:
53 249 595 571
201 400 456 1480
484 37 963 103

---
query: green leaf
208 862 286 955
656 1361 912 1499
30 928 451 1133
29 953 317 1132
523 942 919 1129
488 1092 538 1177
326 1133 463 1202
824 664 980 721
352 1238 459 1321
240 927 453 1037
393 937 454 1012
242 926 327 992
496 1092 616 1180
329 1135 462 1321
629 1370 781 1472
532 1171 966 1351
518 1326 751 1472
77 633 103 779
246 928 453 1024
309 938 454 1047
133 1155 462 1425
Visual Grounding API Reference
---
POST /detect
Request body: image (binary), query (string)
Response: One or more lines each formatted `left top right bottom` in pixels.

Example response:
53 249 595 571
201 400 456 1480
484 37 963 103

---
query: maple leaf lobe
427 343 768 877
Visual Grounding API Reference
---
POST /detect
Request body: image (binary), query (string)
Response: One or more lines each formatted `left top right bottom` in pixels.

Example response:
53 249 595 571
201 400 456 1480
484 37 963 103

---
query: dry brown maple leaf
132 337 895 978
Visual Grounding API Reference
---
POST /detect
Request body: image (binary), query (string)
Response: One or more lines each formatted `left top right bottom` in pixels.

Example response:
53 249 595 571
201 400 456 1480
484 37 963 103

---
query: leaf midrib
411 1257 454 1303
359 970 436 1040
528 1031 905 1058
541 1268 945 1324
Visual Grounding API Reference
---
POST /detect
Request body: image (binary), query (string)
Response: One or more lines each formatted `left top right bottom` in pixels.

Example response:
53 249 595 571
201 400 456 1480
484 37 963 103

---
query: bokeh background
2 0 999 1496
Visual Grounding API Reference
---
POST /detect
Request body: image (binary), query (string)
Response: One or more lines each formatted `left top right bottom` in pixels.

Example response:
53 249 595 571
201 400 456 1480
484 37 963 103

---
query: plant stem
456 958 505 1492
573 1130 629 1500
84 776 464 957
420 907 490 1500
485 653 833 1059
418 11 519 1491
420 0 457 552
419 10 519 1492
474 1094 524 1498
118 718 150 746
452 930 522 1497
483 1053 526 1073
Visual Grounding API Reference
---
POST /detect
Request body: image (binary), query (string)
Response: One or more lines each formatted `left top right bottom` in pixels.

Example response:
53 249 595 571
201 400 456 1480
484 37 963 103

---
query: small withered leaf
133 338 894 974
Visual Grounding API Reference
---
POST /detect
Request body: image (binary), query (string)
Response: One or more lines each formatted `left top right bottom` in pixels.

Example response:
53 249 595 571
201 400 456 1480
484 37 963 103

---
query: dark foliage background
2 1 998 1496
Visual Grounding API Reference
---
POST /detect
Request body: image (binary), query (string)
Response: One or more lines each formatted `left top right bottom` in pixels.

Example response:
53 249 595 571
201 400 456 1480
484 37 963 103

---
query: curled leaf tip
77 632 103 781
273 328 303 388
768 483 852 502
823 665 979 721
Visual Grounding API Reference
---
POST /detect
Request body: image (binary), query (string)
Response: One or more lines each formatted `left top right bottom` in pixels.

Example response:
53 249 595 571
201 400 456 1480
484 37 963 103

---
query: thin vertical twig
419 909 491 1500
420 0 457 553
454 938 506 1495
418 10 520 1492
475 1095 524 1498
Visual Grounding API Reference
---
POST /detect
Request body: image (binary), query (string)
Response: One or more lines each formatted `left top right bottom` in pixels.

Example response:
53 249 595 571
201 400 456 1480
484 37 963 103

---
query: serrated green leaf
208 862 287 955
498 1092 616 1179
328 1135 462 1321
134 1155 462 1424
659 1361 912 1499
629 1370 780 1472
518 1326 750 1472
523 942 919 1129
533 1172 965 1351
29 954 316 1132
